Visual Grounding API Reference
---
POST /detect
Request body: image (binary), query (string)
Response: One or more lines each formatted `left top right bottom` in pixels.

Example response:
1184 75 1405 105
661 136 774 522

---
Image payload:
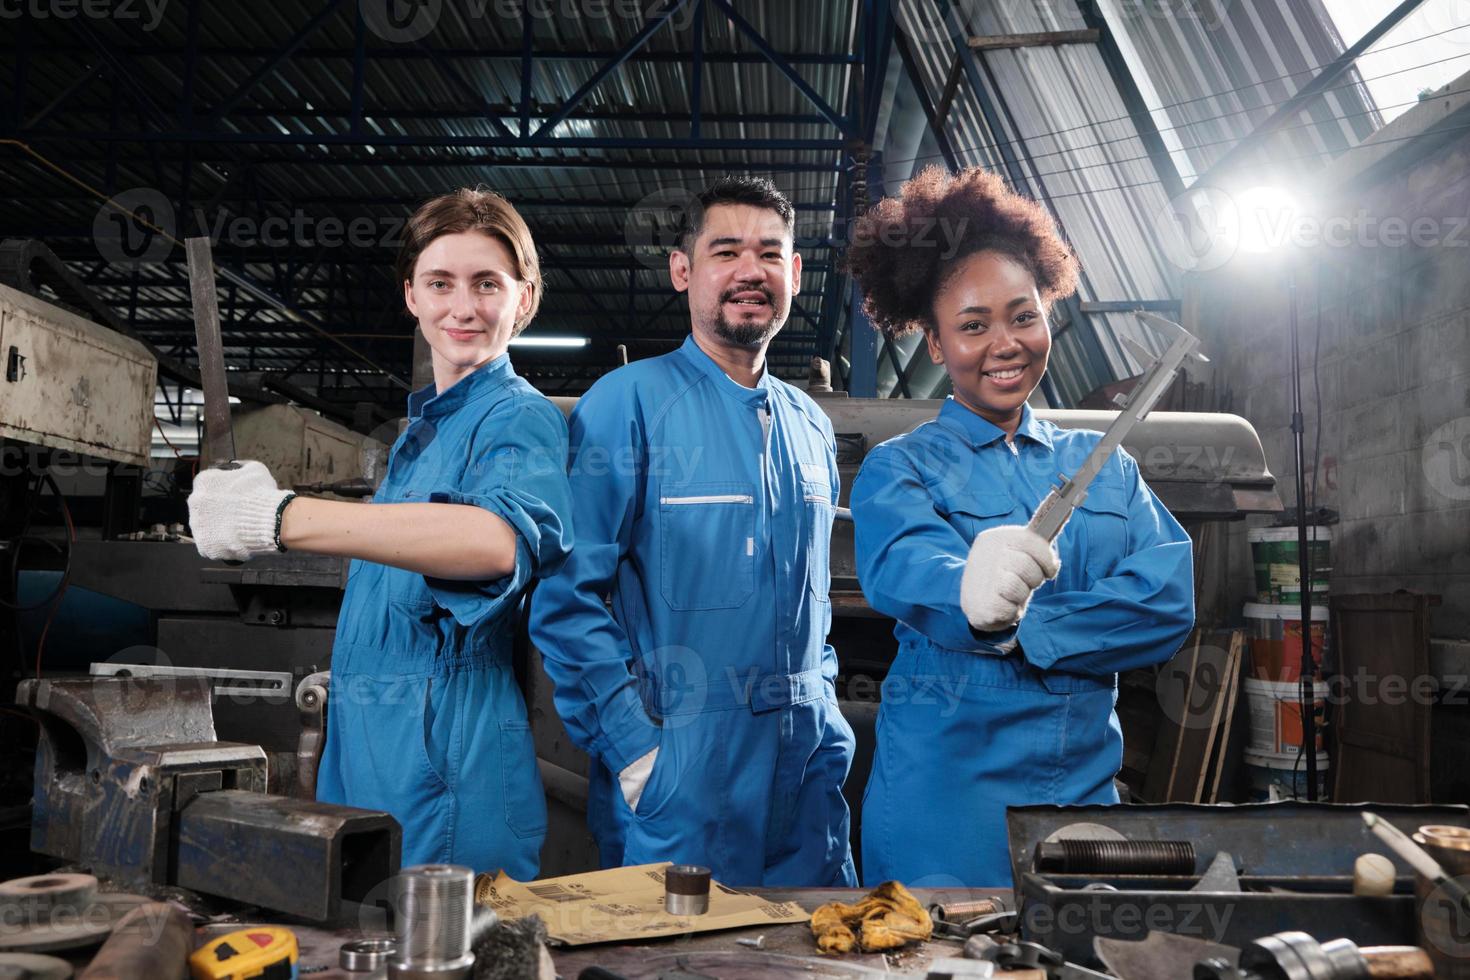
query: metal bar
1 43 858 65
789 297 820 329
1075 0 1184 199
206 0 348 123
1079 300 1182 314
710 0 850 135
31 148 844 173
967 29 1099 50
181 0 201 125
24 130 846 151
21 63 105 131
882 337 911 398
1192 0 1426 187
862 0 896 146
934 55 964 133
847 281 878 397
186 237 236 465
192 106 841 126
533 0 695 138
351 2 366 134
689 0 706 138
412 37 516 140
895 29 960 172
519 3 535 138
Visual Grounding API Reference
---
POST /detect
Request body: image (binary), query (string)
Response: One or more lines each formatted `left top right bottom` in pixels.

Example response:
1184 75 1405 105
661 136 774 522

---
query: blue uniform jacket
332 354 573 678
319 354 572 874
854 399 1194 676
851 398 1195 886
530 336 841 772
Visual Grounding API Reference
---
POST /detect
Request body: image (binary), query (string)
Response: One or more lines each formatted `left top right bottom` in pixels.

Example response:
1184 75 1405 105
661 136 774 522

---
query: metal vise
19 676 401 922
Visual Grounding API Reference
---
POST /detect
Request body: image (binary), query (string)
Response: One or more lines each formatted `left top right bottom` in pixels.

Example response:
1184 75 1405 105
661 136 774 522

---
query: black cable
0 472 74 613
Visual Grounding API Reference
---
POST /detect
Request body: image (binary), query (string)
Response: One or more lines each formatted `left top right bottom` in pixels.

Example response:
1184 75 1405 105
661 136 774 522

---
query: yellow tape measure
189 926 299 980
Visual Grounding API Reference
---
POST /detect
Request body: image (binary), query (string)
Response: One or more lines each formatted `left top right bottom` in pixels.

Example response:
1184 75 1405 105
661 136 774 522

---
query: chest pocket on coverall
658 481 756 610
1073 479 1130 582
802 478 833 602
938 489 1015 543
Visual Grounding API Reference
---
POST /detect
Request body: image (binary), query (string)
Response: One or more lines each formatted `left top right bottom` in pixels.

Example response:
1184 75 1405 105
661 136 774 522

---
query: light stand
1286 268 1319 801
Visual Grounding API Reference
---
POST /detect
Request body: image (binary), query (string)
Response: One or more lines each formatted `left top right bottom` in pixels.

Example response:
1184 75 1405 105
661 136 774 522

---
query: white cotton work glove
959 524 1062 632
618 746 659 812
187 460 297 561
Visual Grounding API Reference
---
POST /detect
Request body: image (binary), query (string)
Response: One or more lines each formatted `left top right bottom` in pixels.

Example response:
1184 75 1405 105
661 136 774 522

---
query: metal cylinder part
929 897 1010 923
1033 839 1196 876
340 938 396 972
76 901 192 980
0 874 98 918
1239 932 1367 980
664 865 711 916
389 865 475 980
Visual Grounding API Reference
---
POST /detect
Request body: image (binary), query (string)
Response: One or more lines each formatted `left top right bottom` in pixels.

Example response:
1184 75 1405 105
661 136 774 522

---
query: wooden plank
1204 632 1245 804
967 29 1100 50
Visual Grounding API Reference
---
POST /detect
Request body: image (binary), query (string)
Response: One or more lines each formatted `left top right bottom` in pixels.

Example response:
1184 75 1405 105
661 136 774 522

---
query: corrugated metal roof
0 0 1436 408
874 0 1385 405
0 0 858 397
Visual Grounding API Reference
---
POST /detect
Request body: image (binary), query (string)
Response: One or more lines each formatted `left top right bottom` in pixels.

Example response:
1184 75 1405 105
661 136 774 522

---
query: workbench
196 886 1008 978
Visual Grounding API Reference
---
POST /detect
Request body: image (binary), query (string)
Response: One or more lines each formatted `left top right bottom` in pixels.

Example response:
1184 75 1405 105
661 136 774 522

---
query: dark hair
396 188 543 335
675 176 796 253
845 166 1080 339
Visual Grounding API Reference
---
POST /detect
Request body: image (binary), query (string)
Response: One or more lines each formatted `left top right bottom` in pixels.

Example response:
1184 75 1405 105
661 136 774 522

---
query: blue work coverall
530 335 857 887
317 355 572 877
852 400 1194 887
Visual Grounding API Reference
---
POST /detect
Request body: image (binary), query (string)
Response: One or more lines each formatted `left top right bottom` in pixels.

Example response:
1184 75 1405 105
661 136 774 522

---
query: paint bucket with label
1243 676 1327 753
1243 602 1328 682
1249 525 1332 605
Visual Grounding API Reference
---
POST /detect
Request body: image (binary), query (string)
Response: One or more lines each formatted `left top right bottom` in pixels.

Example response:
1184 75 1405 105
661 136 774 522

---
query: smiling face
403 230 532 392
670 203 802 353
926 249 1051 436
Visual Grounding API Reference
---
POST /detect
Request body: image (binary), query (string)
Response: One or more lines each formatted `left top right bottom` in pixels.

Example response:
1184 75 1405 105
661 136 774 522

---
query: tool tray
1007 802 1470 964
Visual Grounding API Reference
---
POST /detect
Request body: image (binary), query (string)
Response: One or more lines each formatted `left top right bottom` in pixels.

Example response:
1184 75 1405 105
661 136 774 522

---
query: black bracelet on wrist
273 493 298 552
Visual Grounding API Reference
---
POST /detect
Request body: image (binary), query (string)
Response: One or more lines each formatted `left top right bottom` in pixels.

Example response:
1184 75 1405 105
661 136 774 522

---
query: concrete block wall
1192 134 1470 641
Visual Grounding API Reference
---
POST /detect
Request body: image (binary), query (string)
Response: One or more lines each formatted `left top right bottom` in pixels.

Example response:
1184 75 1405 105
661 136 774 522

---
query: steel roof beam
22 151 844 173
207 107 838 126
1 45 858 65
894 28 959 172
1075 0 1184 199
689 0 705 138
23 130 846 152
411 36 516 140
533 0 696 139
709 0 851 136
1191 0 1426 187
204 0 348 125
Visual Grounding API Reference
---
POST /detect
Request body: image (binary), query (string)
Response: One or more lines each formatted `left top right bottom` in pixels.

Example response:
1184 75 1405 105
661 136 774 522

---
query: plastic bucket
1244 747 1330 801
1249 525 1332 605
1243 602 1329 682
1243 676 1327 753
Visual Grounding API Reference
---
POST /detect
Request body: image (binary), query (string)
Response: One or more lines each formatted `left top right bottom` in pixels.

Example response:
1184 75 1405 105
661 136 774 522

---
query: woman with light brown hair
187 189 572 875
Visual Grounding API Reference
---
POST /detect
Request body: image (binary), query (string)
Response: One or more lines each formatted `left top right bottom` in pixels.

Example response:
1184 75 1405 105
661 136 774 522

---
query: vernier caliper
1025 310 1208 542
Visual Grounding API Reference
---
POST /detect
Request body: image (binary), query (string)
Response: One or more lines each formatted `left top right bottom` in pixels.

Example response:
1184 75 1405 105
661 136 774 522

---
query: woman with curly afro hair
846 167 1195 887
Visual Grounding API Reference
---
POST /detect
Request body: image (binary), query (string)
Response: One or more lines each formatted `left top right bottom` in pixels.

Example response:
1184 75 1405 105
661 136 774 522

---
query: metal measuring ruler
1026 310 1208 542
